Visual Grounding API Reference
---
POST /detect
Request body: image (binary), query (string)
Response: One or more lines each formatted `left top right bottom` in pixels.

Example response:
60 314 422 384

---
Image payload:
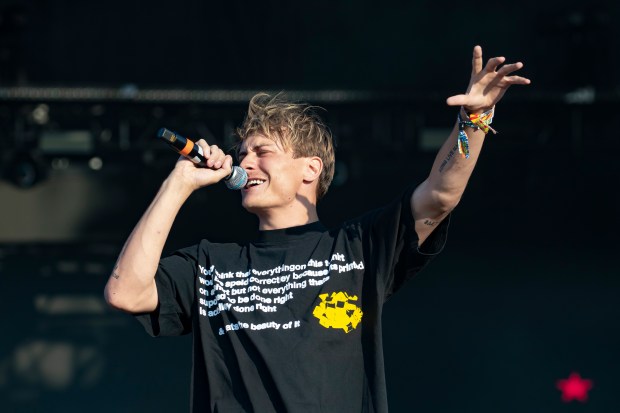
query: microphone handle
157 127 209 166
157 128 247 189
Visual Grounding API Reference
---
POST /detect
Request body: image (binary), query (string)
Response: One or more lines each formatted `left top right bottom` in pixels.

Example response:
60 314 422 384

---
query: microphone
157 128 248 190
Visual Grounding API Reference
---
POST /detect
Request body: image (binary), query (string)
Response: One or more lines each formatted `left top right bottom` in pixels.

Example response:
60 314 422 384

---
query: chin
241 195 266 212
241 193 289 215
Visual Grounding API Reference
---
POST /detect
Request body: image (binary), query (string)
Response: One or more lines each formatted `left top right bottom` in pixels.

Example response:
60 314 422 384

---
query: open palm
446 46 530 114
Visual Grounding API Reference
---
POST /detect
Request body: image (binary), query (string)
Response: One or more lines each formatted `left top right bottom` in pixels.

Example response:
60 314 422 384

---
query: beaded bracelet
457 107 497 158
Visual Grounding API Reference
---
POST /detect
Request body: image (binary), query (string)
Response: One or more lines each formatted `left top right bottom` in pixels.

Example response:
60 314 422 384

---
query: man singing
104 46 530 412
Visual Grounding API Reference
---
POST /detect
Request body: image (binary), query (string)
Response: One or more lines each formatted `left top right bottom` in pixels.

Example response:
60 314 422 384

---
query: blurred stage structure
0 85 617 240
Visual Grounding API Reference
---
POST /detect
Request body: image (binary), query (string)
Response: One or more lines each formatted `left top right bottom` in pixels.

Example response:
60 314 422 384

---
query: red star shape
556 372 593 403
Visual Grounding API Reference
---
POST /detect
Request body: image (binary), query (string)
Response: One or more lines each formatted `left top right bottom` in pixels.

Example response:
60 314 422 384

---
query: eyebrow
238 142 277 155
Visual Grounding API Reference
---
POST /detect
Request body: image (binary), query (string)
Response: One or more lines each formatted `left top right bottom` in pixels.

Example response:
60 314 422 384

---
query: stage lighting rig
3 150 47 189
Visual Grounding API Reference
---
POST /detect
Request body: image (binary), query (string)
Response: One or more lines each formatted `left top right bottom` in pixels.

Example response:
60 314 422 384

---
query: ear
303 156 323 183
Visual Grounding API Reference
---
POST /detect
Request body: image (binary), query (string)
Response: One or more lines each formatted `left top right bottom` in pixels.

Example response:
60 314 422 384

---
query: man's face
238 133 308 214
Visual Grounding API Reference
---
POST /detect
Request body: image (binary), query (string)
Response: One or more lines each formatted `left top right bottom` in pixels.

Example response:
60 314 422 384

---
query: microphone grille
225 166 248 190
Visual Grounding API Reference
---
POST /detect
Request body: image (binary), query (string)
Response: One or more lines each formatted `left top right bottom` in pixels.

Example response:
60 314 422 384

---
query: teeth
246 179 265 187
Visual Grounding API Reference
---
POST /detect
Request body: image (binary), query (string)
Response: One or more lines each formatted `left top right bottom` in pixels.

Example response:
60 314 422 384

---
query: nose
239 152 255 170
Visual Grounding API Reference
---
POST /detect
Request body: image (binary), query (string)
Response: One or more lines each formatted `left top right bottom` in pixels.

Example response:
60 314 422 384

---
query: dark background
0 0 619 412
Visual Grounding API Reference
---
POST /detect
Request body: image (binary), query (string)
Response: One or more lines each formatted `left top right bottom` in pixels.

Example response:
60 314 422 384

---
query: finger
472 45 483 75
484 56 506 73
213 146 229 169
213 155 234 181
196 139 211 159
224 155 233 171
207 145 224 168
446 94 469 107
501 75 531 85
496 62 524 77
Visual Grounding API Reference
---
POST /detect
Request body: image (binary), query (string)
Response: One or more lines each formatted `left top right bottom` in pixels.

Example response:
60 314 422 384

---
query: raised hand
172 139 233 192
446 45 530 114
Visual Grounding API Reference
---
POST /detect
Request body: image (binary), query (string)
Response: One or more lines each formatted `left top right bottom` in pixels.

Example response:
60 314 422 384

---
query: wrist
461 105 494 116
162 171 196 200
455 106 497 159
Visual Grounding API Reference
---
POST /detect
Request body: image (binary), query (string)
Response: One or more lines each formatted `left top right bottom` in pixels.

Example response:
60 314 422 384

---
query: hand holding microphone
157 128 247 190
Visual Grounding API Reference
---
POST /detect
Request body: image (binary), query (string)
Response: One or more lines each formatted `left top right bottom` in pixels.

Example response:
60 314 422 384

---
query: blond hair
236 93 335 199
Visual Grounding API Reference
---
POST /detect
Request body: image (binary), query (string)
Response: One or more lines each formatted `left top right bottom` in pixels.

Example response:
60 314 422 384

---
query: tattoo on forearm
424 219 438 226
439 144 458 172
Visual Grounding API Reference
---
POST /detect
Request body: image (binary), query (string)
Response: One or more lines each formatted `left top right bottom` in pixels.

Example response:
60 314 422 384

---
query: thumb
224 155 233 171
446 94 468 107
214 155 233 180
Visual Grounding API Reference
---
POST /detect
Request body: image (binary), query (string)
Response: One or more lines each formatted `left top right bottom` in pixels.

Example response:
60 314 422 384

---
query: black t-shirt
136 187 449 413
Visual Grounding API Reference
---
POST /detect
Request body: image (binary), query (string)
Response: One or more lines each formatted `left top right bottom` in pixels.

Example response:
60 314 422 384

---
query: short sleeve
354 186 450 300
389 213 449 297
134 245 198 337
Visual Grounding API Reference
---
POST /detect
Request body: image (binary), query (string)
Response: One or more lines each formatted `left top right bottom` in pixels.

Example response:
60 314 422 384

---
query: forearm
411 111 488 246
104 175 193 313
412 45 528 244
426 115 487 206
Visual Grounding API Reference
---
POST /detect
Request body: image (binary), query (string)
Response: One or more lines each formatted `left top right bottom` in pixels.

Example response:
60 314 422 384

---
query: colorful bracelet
457 107 497 158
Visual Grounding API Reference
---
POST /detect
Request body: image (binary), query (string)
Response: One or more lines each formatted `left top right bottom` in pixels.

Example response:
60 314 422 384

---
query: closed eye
238 142 276 161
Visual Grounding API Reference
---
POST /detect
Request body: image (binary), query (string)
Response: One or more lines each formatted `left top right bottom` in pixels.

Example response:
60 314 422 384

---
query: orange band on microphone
179 139 194 156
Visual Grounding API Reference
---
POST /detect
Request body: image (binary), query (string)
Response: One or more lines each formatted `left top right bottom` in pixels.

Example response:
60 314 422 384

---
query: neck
256 205 319 230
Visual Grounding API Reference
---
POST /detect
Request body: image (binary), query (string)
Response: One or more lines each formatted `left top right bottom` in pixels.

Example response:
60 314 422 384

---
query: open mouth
244 179 266 189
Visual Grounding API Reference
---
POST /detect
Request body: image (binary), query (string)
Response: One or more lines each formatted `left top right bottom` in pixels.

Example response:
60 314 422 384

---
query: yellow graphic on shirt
312 292 363 333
